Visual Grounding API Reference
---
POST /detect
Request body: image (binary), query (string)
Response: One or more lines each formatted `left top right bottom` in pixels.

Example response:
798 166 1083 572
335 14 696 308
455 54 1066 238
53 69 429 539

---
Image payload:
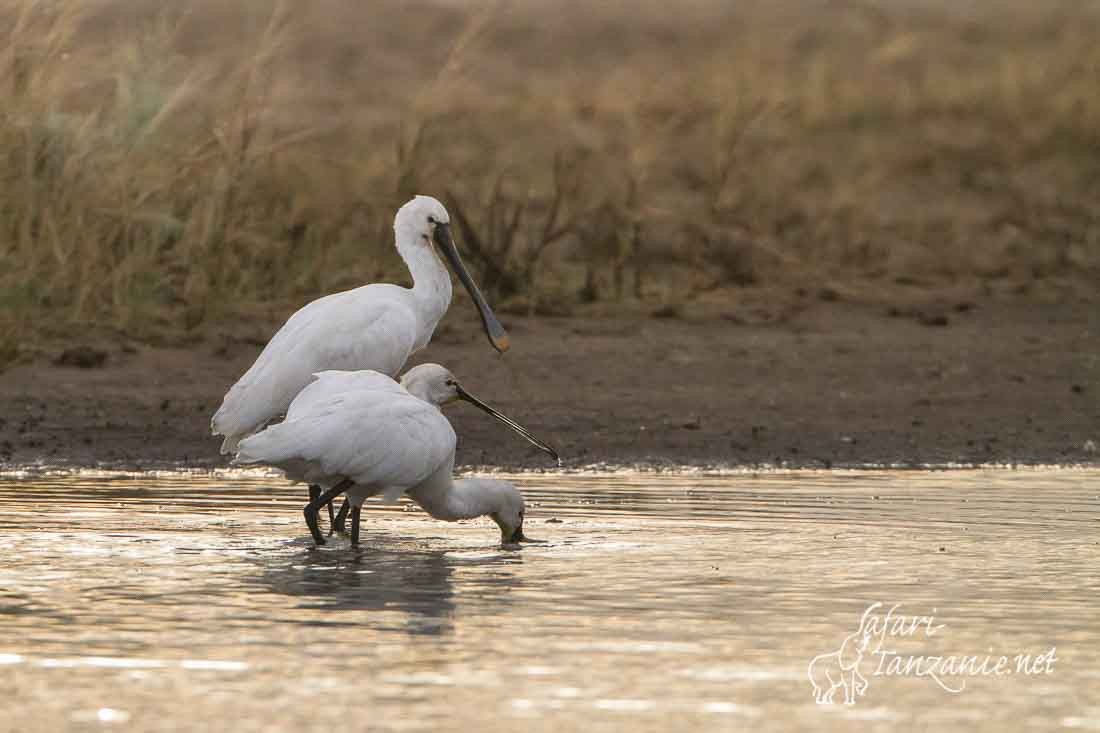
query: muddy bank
1 297 1096 471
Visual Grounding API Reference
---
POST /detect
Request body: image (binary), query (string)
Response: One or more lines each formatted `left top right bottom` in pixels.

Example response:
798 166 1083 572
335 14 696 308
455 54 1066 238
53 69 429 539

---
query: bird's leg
303 480 352 546
350 506 362 546
309 485 336 531
327 498 336 529
331 499 351 535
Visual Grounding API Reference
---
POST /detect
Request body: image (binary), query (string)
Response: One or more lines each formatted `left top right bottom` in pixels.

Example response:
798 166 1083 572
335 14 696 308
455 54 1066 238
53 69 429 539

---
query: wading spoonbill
210 195 507 521
233 364 558 546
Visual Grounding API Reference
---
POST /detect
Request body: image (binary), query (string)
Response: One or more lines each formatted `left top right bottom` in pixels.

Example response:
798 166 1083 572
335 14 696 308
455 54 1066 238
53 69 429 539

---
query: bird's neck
409 472 500 522
395 226 452 330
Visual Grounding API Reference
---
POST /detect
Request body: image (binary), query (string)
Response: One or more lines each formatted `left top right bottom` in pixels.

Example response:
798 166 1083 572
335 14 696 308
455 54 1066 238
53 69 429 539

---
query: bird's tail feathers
220 433 244 455
212 392 271 455
234 423 297 466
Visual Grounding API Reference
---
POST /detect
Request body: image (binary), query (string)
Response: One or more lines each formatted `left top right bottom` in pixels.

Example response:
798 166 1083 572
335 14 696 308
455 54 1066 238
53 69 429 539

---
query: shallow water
1 469 1098 731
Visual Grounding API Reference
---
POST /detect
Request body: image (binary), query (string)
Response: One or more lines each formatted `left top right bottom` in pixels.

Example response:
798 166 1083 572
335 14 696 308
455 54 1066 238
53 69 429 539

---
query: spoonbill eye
427 215 437 224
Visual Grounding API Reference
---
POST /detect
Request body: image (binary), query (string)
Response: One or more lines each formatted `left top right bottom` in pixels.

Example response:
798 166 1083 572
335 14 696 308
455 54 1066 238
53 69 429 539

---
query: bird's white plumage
234 365 534 545
210 196 453 454
235 370 455 501
212 288 420 452
284 369 406 421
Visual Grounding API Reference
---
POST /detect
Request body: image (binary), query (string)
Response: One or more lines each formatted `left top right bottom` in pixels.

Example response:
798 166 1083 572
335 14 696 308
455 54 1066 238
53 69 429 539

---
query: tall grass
2 0 1098 350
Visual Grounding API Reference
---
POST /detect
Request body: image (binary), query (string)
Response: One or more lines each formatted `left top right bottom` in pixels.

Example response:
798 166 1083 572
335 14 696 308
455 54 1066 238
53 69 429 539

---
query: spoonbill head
395 196 509 354
233 366 557 546
460 477 529 544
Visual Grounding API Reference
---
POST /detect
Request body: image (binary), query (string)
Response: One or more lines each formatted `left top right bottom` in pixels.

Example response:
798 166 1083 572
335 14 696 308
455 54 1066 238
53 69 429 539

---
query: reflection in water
0 589 71 625
248 535 526 636
0 469 1098 732
256 547 463 636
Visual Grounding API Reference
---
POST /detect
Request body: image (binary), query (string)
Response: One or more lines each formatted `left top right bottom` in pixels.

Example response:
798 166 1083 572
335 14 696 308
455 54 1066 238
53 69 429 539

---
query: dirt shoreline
2 297 1096 472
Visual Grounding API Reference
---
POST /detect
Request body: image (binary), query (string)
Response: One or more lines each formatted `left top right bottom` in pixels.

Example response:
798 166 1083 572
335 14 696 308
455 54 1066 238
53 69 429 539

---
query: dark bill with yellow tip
433 223 510 353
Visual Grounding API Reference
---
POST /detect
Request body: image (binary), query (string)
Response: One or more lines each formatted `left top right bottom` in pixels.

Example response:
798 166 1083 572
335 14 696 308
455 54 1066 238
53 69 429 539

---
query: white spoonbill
233 364 559 546
211 195 508 456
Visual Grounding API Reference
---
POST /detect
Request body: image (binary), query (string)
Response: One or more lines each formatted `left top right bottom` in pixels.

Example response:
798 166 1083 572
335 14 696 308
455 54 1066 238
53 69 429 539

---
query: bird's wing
285 370 403 421
236 388 456 490
211 286 420 452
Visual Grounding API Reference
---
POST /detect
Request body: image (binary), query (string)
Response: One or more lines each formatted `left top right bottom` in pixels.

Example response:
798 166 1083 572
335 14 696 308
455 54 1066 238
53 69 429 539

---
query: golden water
1 469 1097 731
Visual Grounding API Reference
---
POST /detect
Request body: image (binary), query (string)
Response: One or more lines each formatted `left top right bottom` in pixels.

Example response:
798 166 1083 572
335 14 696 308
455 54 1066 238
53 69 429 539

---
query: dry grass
2 0 1099 351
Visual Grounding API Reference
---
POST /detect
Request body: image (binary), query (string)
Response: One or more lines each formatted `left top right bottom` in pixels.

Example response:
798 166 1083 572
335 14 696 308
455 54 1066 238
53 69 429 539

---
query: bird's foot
331 500 351 535
303 506 326 546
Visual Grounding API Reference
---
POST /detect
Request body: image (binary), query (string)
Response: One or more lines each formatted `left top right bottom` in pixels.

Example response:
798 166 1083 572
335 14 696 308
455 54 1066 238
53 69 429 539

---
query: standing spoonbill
211 195 507 520
234 364 558 546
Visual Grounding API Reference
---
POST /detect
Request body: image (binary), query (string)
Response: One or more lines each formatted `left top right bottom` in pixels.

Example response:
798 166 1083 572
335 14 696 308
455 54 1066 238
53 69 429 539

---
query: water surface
1 469 1098 731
